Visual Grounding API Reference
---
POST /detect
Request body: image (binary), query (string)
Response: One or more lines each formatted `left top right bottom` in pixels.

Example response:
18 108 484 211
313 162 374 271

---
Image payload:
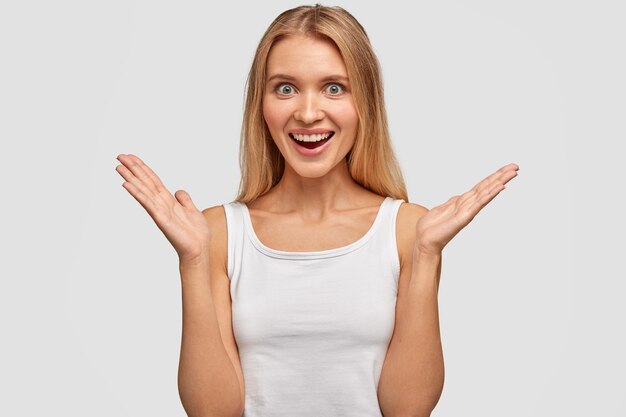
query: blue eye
276 84 295 95
325 83 344 95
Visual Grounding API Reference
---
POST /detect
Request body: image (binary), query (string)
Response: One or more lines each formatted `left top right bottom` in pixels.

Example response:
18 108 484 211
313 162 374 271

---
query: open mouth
289 132 335 149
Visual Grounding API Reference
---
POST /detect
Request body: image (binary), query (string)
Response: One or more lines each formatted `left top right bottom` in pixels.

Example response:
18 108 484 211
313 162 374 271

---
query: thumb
174 189 198 211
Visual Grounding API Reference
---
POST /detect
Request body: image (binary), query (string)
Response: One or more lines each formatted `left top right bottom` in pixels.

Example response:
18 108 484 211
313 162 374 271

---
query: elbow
411 410 433 417
384 404 436 417
185 402 243 417
411 390 443 417
380 384 444 417
182 407 243 417
393 388 443 417
178 390 243 417
391 408 434 417
385 412 430 417
232 403 244 417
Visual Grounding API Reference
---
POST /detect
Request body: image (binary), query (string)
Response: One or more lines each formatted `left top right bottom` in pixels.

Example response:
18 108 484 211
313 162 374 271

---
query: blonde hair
235 4 409 203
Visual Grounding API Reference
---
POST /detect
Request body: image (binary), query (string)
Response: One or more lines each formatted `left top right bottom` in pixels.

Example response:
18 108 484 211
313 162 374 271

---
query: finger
476 163 518 189
123 154 160 194
175 190 199 211
116 154 153 193
117 154 159 196
470 182 505 213
126 153 168 193
501 168 519 185
479 168 517 195
115 163 155 200
121 180 157 216
473 164 518 195
133 155 168 193
468 168 500 194
457 164 518 220
456 163 518 208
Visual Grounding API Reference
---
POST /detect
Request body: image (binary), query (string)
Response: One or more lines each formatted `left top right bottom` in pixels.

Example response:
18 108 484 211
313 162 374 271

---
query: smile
289 132 335 142
288 131 335 151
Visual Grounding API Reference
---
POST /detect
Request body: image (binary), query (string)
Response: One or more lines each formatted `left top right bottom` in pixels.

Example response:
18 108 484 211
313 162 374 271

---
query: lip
289 128 335 135
289 132 335 157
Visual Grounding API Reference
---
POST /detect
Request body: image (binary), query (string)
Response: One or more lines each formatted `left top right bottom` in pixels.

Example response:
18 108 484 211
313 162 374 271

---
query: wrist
410 247 442 292
413 245 442 262
179 254 210 271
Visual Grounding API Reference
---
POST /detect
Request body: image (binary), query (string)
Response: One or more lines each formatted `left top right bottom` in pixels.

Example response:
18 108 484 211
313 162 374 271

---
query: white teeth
292 133 332 142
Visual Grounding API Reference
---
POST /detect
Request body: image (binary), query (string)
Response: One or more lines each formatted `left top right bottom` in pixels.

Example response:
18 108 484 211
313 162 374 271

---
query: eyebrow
266 73 350 84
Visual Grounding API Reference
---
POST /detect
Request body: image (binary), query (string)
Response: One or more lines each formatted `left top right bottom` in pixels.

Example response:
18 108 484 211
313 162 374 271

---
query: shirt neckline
238 197 391 260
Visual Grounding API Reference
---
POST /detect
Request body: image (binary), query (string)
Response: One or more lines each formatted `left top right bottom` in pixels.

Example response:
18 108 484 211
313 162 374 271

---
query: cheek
263 99 286 134
335 104 359 147
335 103 359 130
262 99 273 127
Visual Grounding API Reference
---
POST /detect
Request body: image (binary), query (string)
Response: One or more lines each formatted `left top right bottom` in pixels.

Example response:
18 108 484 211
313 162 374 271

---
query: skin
263 37 359 165
244 34 389 250
114 33 519 262
115 32 519 416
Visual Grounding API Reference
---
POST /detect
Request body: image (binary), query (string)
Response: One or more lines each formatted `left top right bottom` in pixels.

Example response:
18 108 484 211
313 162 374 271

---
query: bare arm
178 257 243 417
377 249 444 417
378 163 519 416
115 154 243 417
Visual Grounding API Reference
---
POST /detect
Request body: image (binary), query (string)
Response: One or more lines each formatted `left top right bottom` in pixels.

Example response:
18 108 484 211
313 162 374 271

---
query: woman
115 5 518 417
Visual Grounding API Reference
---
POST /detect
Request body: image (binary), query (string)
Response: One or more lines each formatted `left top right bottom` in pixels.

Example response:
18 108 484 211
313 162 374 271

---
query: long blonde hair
235 4 409 203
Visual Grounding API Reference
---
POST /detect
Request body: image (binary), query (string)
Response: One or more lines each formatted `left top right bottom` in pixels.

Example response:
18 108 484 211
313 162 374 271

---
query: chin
292 166 331 179
285 159 339 179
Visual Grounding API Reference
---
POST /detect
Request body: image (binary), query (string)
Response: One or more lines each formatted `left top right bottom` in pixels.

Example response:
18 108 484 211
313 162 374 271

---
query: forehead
266 35 348 80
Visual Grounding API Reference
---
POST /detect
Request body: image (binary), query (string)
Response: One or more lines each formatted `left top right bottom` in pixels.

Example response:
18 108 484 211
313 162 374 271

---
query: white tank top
222 196 404 416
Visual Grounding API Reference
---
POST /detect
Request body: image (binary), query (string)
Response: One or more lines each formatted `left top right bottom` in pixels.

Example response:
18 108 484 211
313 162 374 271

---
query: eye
276 83 295 95
324 83 345 96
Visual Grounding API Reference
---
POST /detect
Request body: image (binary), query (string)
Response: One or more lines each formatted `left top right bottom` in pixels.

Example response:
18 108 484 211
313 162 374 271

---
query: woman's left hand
415 163 519 256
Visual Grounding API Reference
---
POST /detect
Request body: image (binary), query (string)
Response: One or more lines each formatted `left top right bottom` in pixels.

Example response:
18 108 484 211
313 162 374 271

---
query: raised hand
115 154 211 263
415 163 519 256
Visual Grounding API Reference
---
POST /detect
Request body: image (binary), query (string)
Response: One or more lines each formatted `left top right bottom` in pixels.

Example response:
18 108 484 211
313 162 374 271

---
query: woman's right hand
115 154 211 264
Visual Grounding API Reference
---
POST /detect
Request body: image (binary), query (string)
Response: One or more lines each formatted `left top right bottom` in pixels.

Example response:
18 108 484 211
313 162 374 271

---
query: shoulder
396 201 429 268
202 204 227 229
201 205 228 274
397 201 429 222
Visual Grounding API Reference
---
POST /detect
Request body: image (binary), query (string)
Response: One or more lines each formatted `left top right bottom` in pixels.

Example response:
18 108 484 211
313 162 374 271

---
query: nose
293 92 324 124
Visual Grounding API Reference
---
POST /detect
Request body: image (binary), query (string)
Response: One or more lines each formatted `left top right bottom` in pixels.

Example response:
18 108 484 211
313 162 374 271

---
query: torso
245 194 386 252
241 191 427 269
207 189 427 277
203 190 428 411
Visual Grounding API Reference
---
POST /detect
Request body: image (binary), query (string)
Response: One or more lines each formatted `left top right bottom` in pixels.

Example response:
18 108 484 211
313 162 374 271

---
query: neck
267 160 365 219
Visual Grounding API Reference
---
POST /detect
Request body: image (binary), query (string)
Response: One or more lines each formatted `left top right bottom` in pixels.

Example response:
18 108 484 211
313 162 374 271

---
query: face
263 35 359 179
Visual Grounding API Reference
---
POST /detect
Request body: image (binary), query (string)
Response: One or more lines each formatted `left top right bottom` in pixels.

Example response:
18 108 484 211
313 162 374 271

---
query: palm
115 154 210 262
415 163 519 255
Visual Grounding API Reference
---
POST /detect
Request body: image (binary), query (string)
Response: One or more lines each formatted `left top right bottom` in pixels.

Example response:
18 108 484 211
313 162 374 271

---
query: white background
1 0 624 415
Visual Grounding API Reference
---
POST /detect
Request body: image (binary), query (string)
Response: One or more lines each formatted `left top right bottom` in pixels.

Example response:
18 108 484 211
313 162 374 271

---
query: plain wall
1 0 624 415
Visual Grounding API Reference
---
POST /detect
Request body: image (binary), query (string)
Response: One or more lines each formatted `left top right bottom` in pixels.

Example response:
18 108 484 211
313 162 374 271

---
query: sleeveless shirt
222 196 404 417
